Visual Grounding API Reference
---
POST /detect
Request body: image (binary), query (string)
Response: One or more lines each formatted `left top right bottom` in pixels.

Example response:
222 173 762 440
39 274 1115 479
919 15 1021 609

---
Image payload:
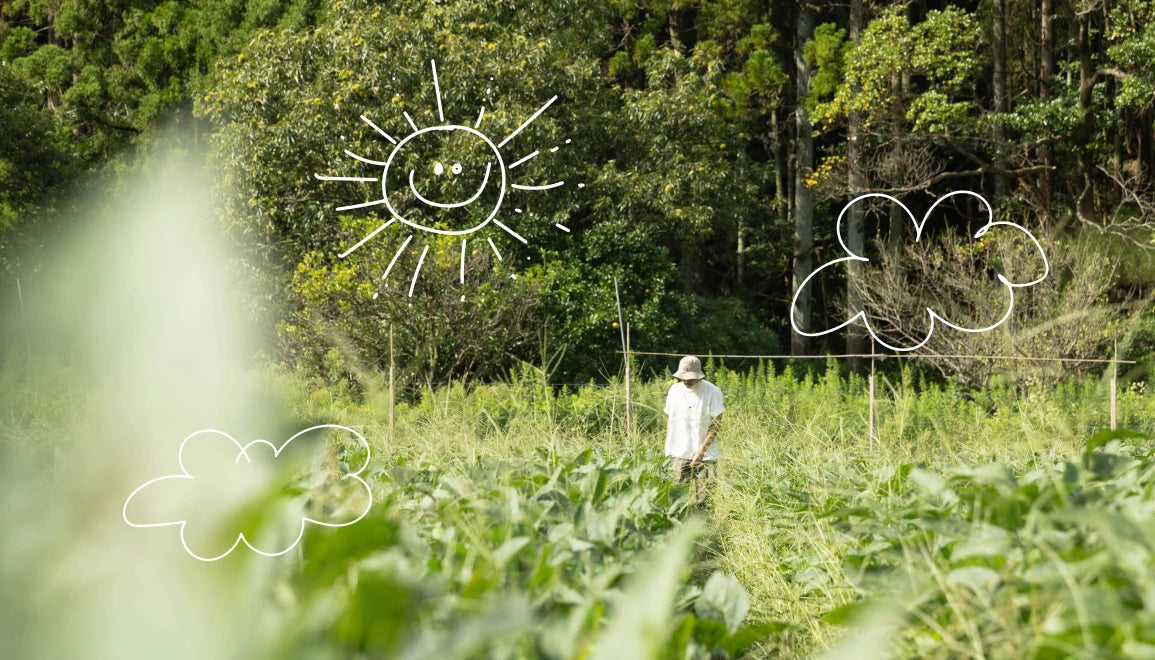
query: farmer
664 355 724 503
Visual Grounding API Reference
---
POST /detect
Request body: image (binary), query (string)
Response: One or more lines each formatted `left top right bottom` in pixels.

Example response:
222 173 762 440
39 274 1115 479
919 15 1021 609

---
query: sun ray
314 173 379 182
344 149 388 166
487 238 503 261
498 95 558 148
512 181 564 191
555 223 570 232
336 198 388 212
474 107 485 128
460 239 467 284
339 219 396 258
492 219 527 244
403 111 419 133
382 234 414 283
430 60 445 123
409 244 430 297
359 115 397 144
507 151 539 169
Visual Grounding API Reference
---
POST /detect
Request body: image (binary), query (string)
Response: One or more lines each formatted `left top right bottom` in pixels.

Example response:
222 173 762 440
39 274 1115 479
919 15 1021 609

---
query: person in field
664 355 724 504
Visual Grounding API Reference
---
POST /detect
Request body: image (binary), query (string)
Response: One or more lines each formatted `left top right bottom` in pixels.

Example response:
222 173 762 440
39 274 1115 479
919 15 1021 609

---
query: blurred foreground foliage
9 348 1155 656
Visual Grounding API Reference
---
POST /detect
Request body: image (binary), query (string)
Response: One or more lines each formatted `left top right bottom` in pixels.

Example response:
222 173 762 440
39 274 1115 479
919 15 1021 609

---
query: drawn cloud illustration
123 425 372 561
791 191 1049 352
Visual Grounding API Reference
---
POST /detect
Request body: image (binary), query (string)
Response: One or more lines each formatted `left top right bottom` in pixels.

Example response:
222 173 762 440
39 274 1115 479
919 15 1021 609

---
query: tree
197 0 781 382
791 4 815 356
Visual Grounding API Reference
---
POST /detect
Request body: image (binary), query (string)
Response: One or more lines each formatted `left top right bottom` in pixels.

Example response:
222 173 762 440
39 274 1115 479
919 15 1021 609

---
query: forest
4 0 1153 383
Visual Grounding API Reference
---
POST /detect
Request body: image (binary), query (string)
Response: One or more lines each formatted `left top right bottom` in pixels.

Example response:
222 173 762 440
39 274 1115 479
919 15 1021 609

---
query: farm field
5 355 1155 658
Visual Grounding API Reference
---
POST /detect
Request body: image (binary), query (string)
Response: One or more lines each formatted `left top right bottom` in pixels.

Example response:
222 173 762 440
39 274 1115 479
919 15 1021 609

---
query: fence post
869 343 877 450
1111 338 1118 430
625 321 632 438
389 324 395 445
16 278 31 358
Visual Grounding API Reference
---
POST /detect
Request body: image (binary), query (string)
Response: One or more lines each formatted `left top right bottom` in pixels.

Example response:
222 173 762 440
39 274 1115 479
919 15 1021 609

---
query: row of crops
271 425 1155 658
272 447 779 658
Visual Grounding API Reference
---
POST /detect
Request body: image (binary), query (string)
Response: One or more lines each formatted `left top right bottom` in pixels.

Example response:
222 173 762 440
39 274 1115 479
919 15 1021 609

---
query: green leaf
721 620 790 656
822 601 871 626
590 523 701 660
950 524 1013 563
945 566 1000 597
694 571 749 633
493 536 530 567
1085 428 1148 459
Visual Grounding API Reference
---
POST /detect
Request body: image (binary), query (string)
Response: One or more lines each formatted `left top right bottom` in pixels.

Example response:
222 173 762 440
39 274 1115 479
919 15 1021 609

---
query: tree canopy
5 0 1155 384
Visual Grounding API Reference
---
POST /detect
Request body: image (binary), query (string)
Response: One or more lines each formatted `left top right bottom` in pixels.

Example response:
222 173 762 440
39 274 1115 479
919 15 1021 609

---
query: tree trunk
792 4 815 356
992 0 1009 205
772 108 788 226
737 217 745 290
1076 12 1095 224
1039 0 1054 220
1141 107 1154 185
846 0 868 371
888 71 905 252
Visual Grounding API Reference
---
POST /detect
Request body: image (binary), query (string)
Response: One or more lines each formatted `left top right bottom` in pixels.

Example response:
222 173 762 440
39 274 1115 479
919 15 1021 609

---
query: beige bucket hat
673 355 706 380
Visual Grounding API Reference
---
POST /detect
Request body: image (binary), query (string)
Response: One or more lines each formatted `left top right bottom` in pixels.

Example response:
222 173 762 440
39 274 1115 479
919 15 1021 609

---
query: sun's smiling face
314 58 571 299
382 125 506 235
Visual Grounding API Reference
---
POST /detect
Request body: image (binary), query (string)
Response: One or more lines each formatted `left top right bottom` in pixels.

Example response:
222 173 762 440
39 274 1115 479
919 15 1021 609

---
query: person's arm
689 413 721 465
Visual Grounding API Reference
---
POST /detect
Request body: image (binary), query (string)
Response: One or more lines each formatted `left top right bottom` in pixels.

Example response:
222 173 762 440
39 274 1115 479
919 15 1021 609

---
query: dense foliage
11 0 1155 383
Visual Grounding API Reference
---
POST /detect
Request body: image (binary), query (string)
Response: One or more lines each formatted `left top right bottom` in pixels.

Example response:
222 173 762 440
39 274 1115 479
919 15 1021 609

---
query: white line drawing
790 191 1049 352
409 162 493 208
488 237 502 260
555 223 570 232
122 425 372 562
512 181 564 191
403 110 419 133
492 219 526 244
382 234 414 284
339 219 395 259
314 60 578 298
315 174 377 182
430 59 445 123
360 115 397 144
508 151 538 169
498 95 557 148
409 244 430 297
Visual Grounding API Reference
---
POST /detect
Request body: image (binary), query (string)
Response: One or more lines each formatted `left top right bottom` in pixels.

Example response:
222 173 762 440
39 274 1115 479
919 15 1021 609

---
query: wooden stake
16 278 31 358
389 324 395 445
625 321 632 438
869 342 877 450
1111 337 1118 430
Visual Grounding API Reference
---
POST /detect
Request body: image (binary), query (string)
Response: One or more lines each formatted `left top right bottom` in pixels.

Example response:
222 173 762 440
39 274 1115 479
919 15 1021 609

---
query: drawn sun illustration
314 59 578 300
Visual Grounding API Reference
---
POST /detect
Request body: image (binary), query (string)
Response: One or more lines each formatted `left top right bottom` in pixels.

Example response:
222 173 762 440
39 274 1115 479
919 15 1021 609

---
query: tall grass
6 343 1154 656
251 356 1152 657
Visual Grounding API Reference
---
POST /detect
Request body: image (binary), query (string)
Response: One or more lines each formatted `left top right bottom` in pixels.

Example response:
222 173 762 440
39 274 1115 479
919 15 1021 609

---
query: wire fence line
616 347 1136 450
377 345 1136 446
623 350 1137 365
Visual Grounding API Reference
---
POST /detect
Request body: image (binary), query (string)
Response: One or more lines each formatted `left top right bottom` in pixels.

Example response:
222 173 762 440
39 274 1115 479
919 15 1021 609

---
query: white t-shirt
664 380 724 461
